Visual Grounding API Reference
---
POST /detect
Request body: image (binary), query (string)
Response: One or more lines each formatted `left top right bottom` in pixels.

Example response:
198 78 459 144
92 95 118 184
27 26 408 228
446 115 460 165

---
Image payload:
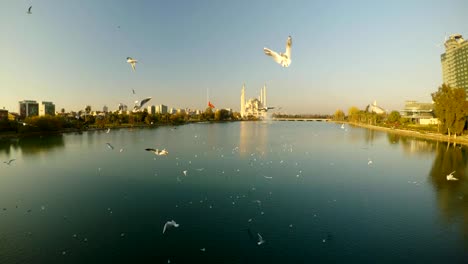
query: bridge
272 118 332 122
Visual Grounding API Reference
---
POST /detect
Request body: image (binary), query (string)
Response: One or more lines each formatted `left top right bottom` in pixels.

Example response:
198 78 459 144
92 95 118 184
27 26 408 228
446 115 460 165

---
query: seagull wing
285 36 292 58
264 48 283 64
257 233 263 241
28 6 32 13
145 148 157 152
131 62 136 71
139 97 152 108
162 222 168 234
106 143 114 149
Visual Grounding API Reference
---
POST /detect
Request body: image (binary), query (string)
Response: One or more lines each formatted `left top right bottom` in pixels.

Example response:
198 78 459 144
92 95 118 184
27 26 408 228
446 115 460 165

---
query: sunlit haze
1 0 466 114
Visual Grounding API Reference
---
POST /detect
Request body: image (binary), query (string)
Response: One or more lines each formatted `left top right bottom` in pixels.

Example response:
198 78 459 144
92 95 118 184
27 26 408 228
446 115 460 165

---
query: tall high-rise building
19 100 39 118
156 104 168 114
147 105 156 114
103 105 108 113
39 101 55 116
441 34 468 98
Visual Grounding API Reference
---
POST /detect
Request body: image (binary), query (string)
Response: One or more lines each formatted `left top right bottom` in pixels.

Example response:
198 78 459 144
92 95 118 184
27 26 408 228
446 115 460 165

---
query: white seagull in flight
145 148 168 156
106 143 114 150
257 233 265 245
264 36 292 67
446 171 458 181
3 159 16 165
162 220 179 234
133 97 152 111
126 57 138 71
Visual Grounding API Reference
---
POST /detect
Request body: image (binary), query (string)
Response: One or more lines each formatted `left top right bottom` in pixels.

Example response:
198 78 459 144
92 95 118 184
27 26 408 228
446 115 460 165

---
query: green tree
214 109 231 121
432 84 468 136
347 106 360 122
333 109 345 121
387 111 401 123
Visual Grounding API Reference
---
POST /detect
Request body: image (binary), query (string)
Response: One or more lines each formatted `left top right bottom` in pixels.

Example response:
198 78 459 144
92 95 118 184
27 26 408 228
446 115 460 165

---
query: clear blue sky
0 0 466 114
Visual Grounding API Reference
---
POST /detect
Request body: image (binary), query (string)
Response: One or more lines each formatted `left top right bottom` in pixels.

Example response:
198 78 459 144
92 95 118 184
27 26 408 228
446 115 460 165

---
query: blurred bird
126 57 137 71
446 171 458 181
162 220 179 234
27 6 32 14
264 36 292 67
3 159 16 165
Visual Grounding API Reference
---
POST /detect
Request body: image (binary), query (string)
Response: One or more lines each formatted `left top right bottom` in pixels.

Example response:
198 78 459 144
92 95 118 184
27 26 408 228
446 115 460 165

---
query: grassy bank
335 121 468 146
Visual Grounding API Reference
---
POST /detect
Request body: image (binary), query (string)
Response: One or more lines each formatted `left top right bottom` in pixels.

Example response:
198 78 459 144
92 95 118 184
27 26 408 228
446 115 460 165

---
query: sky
0 0 467 114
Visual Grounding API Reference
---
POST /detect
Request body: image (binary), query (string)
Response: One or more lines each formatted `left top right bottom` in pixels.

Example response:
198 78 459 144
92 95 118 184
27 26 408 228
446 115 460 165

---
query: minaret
263 84 267 107
260 88 263 105
241 84 245 118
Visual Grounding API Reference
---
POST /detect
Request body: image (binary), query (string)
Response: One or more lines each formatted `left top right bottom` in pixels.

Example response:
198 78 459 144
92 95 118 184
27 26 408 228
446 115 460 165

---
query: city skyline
1 1 467 114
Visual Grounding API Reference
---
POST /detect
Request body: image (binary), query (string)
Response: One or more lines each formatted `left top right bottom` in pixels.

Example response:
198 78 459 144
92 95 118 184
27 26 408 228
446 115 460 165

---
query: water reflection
387 133 438 156
239 121 268 157
0 135 65 156
429 143 468 243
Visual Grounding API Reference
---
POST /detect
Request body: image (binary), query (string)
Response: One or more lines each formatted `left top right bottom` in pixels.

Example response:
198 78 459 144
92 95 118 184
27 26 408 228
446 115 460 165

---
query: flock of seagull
3 4 462 262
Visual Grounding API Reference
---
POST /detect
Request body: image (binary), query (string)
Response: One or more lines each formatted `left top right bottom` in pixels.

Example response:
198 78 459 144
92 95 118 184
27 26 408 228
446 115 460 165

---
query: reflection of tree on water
429 143 468 243
386 133 437 156
0 135 65 156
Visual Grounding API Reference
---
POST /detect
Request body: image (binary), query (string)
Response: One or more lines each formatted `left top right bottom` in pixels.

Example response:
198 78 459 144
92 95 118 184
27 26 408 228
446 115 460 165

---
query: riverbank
336 121 468 146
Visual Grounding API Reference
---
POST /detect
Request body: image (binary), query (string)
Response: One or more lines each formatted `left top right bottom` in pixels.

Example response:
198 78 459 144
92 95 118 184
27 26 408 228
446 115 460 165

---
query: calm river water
0 121 467 263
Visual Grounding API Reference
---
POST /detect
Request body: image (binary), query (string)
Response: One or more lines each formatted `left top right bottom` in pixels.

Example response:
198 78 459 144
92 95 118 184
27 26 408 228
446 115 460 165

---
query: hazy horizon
1 0 466 114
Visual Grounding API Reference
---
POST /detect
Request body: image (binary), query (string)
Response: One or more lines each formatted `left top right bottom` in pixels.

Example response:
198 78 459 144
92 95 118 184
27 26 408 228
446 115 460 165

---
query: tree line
332 84 468 136
0 107 242 134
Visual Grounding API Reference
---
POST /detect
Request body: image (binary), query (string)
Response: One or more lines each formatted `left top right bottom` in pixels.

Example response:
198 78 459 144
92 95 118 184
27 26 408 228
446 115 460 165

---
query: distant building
441 34 468 98
118 103 128 114
240 84 268 118
8 112 19 121
0 109 8 120
19 100 39 118
176 108 186 114
39 101 55 116
366 101 386 114
156 104 168 114
169 108 176 114
400 101 437 125
147 105 156 114
103 105 108 113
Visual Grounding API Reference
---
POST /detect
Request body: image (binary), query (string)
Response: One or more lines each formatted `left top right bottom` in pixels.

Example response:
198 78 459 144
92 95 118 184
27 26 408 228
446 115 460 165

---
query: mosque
240 84 268 119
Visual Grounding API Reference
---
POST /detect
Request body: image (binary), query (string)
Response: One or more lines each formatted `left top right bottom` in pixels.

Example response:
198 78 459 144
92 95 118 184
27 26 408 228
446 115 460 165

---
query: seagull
27 6 32 14
145 148 168 156
446 171 458 181
106 143 114 150
263 175 273 179
341 124 345 129
183 170 187 176
162 220 179 234
200 248 206 252
132 89 136 94
133 97 152 111
368 159 373 165
264 36 292 67
126 57 137 71
257 233 265 245
106 128 110 133
3 159 15 165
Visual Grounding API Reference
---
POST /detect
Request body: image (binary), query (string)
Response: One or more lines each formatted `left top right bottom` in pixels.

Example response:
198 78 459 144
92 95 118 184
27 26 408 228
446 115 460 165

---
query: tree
347 106 360 122
214 109 231 121
432 84 468 136
333 109 345 121
387 111 401 123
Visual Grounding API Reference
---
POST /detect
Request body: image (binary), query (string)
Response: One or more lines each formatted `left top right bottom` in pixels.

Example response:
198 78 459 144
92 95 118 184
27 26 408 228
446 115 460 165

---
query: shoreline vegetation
334 121 468 146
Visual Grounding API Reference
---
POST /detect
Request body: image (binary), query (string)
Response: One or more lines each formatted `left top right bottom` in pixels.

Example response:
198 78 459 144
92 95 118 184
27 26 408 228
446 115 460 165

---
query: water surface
0 122 467 263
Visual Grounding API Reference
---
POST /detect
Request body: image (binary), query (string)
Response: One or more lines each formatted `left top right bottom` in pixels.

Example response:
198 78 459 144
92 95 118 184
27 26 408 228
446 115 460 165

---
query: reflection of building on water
240 84 268 119
239 121 268 157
